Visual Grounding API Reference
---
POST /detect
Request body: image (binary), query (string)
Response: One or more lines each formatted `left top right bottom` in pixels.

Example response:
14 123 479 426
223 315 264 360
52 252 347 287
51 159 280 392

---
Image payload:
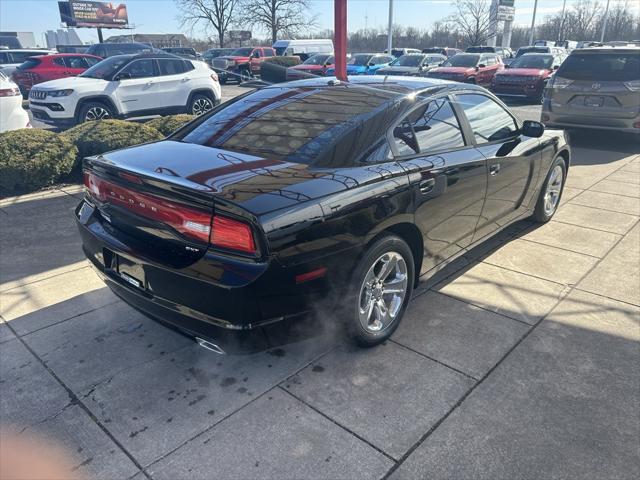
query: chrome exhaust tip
195 337 226 355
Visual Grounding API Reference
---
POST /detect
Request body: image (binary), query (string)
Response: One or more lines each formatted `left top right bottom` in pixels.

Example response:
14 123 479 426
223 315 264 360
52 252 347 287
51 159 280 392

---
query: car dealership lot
2 101 639 480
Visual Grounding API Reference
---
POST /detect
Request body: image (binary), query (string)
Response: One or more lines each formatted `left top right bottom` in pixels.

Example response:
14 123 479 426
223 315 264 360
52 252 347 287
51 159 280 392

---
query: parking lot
1 85 639 479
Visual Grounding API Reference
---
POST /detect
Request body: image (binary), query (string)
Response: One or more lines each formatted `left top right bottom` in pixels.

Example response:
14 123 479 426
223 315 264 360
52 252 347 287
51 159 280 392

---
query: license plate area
117 256 146 291
584 95 604 107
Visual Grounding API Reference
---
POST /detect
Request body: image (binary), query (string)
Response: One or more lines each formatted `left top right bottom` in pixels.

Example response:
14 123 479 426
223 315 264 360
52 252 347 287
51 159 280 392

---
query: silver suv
542 47 640 134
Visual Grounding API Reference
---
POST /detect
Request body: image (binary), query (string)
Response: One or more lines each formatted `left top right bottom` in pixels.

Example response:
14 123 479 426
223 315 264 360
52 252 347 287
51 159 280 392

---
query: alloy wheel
192 97 213 116
85 106 110 121
358 251 408 333
544 164 563 216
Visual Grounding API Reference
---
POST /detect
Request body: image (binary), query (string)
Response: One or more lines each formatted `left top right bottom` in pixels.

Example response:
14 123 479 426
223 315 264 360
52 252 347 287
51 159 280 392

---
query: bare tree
175 0 241 47
447 0 492 46
242 0 317 44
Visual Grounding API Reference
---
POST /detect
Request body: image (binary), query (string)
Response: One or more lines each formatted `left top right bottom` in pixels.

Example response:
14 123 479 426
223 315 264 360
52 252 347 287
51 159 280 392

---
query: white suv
28 53 221 127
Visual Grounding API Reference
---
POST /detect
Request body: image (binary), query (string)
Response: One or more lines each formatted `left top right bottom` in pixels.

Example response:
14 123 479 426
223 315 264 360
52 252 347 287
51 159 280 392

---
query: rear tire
532 157 566 223
77 101 114 124
343 235 414 347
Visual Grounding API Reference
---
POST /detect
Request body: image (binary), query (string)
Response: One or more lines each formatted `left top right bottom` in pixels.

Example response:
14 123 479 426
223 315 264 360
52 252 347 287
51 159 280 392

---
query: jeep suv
28 53 221 127
542 47 640 134
211 46 276 84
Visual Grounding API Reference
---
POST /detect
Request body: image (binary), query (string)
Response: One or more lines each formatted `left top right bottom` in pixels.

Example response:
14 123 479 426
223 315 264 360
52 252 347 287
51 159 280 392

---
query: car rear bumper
75 199 335 352
542 107 640 134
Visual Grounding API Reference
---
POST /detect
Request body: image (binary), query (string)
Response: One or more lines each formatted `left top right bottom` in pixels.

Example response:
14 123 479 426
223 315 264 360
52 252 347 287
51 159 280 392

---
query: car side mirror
115 72 131 80
521 120 545 138
553 65 559 70
252 52 260 58
477 63 486 69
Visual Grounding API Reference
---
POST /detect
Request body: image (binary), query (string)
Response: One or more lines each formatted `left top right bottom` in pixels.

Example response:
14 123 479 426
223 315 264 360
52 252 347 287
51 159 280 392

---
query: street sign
497 5 516 21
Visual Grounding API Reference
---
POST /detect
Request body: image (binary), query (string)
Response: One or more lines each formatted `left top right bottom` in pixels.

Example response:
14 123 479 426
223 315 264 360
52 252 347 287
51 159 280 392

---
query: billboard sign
229 30 252 41
60 1 129 28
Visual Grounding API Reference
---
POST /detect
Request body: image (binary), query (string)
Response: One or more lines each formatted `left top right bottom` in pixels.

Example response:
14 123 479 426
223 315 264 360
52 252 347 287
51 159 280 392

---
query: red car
11 53 102 95
427 53 503 86
211 46 276 84
286 54 335 80
491 53 562 102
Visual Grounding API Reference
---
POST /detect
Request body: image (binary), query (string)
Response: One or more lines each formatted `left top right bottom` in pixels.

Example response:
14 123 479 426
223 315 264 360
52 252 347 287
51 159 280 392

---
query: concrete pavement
1 126 639 478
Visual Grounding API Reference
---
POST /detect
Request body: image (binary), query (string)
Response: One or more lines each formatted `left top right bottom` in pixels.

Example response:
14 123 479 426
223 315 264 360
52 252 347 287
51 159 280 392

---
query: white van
272 39 333 60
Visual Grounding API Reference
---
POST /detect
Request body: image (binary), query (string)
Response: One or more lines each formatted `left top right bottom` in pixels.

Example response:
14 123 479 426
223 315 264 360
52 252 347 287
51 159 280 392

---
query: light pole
600 0 611 42
387 0 393 54
528 0 539 45
558 0 567 42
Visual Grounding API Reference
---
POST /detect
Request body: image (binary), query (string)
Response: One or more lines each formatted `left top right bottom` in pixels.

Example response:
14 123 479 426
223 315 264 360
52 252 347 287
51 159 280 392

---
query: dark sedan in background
77 77 570 353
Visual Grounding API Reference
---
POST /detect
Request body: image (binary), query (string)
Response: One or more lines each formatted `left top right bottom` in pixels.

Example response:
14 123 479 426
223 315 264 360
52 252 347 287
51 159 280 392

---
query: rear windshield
392 55 425 67
509 54 553 69
17 58 41 70
178 85 396 166
558 52 640 81
443 54 479 67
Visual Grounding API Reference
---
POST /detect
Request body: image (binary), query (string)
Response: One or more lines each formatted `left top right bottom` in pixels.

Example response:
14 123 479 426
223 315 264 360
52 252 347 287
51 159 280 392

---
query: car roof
272 75 485 98
109 52 192 61
573 46 640 53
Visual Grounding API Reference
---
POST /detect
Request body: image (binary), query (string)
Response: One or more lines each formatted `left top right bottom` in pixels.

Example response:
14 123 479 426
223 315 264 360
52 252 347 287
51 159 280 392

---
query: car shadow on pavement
568 129 640 157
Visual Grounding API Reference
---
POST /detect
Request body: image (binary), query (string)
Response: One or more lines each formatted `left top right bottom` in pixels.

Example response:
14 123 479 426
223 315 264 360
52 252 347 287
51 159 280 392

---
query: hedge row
0 115 195 197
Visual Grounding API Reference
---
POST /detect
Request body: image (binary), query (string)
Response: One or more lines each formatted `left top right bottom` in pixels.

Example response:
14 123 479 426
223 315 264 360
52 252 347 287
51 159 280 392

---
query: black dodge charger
77 76 570 353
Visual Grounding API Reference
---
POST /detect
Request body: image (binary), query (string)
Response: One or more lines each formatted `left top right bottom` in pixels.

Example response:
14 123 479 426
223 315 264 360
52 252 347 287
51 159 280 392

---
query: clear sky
0 0 630 46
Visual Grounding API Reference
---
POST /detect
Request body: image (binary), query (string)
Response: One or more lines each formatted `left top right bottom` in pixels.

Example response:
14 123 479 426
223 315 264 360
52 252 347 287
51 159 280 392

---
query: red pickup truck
211 46 276 84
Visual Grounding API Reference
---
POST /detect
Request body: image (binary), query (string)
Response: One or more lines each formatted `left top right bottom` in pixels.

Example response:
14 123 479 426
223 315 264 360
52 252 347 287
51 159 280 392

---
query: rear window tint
179 85 397 166
557 52 640 81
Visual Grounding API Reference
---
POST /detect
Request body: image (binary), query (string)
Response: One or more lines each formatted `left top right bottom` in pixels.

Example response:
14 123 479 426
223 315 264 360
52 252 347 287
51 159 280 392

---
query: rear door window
557 52 640 81
456 94 518 144
393 98 466 156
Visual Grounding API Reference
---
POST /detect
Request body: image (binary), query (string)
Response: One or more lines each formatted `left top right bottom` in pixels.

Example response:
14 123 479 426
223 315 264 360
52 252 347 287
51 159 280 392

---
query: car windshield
303 54 333 65
17 58 40 70
391 55 425 67
349 54 373 66
443 54 479 67
80 56 130 79
231 47 253 56
177 85 396 167
557 52 640 81
509 55 553 69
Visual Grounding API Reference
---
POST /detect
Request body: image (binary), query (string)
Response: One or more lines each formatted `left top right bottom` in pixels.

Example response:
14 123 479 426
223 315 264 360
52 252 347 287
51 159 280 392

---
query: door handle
181 77 190 82
419 178 435 194
490 163 501 176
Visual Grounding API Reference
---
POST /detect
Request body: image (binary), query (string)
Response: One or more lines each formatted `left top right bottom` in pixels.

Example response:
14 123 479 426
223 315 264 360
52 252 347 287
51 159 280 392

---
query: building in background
105 33 188 48
44 29 83 48
0 31 37 48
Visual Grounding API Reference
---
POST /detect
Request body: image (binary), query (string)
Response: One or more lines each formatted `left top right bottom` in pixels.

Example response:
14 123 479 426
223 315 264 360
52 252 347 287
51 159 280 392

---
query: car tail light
210 71 218 82
633 121 640 129
84 171 212 243
0 87 20 97
211 215 256 254
624 79 640 92
549 76 573 89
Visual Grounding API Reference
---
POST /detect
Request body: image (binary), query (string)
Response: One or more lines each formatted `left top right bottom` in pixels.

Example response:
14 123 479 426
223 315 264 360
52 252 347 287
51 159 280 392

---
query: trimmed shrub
145 114 195 136
61 119 164 168
0 129 77 195
261 56 301 84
